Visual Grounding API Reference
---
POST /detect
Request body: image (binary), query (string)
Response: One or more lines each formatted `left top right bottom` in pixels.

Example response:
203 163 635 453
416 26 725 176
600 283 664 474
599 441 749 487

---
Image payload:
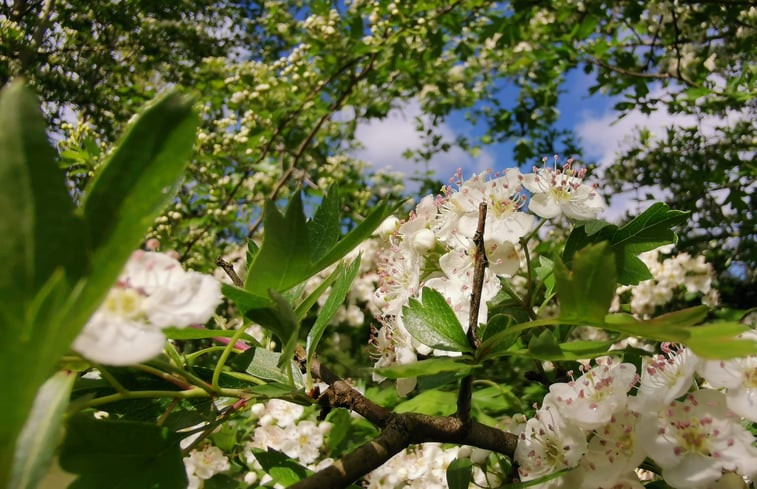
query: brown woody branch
291 331 517 489
216 256 243 287
457 202 488 425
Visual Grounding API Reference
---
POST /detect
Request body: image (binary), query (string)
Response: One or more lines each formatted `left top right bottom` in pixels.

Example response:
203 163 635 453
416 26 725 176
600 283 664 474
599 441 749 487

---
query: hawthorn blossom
698 330 757 422
638 389 757 489
578 409 646 489
424 248 500 331
521 156 604 220
629 344 699 414
371 168 536 390
72 251 222 365
365 443 460 489
547 358 637 429
245 399 332 470
183 444 230 488
515 400 588 486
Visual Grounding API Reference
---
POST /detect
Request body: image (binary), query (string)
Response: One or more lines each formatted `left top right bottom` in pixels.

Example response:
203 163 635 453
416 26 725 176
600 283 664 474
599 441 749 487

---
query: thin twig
457 202 488 424
216 256 243 287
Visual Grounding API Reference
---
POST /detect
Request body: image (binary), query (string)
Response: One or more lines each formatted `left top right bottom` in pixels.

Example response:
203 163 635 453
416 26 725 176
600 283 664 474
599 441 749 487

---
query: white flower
515 401 588 483
265 399 304 428
281 420 323 465
578 409 646 488
72 251 222 365
374 244 421 316
184 444 230 480
698 331 757 422
548 358 637 430
638 389 757 489
521 158 604 220
365 443 459 489
424 249 499 332
630 344 699 414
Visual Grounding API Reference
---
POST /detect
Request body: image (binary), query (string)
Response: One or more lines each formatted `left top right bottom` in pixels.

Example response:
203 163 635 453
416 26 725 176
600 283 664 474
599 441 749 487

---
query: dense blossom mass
72 251 222 365
514 349 757 489
372 162 604 394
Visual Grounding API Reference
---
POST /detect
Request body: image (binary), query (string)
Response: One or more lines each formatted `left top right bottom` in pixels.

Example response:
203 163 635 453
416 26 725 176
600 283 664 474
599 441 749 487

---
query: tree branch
293 350 518 489
457 202 488 424
216 256 243 287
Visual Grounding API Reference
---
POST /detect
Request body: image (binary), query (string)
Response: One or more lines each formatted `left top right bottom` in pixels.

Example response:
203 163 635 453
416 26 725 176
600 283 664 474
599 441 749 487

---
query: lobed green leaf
402 288 472 353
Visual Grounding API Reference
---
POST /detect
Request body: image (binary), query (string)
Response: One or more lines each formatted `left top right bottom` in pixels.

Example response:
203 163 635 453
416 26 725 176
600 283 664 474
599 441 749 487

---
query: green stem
212 326 248 390
70 387 209 411
184 346 230 364
519 238 536 321
164 341 185 369
223 371 267 385
133 363 193 390
97 366 128 394
146 360 216 394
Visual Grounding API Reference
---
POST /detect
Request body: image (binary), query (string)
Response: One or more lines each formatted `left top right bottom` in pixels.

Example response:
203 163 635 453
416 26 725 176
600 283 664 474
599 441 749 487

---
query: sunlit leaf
402 288 472 352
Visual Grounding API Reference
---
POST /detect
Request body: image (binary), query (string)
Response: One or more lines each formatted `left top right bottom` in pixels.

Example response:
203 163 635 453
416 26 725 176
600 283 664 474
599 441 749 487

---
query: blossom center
672 417 711 456
103 286 145 320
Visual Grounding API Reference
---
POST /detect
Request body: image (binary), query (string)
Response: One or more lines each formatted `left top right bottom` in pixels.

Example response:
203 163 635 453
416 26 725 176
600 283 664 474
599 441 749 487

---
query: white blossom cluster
243 398 333 483
371 161 604 394
72 251 222 365
617 245 718 317
515 349 757 489
364 443 460 489
183 443 231 489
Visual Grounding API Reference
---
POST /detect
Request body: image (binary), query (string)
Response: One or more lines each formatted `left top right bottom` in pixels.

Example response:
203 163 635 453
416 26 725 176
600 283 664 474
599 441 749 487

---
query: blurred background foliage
1 0 754 306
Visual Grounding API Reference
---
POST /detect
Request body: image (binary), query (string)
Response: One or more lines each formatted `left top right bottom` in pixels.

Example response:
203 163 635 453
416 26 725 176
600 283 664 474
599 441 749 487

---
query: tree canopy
2 1 753 297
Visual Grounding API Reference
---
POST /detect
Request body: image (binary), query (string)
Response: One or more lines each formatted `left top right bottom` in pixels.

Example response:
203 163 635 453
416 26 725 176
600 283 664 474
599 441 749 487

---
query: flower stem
212 325 248 390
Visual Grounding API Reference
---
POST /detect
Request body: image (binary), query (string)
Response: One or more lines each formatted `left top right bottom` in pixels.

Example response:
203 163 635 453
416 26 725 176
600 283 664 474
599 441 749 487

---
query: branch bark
457 202 488 424
290 350 518 489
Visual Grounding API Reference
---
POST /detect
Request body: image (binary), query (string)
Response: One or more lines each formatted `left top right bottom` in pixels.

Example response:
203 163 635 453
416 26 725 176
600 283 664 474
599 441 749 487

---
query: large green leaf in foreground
0 83 198 489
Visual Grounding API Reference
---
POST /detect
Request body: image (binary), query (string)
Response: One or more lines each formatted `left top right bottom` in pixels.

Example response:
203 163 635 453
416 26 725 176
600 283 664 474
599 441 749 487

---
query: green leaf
268 290 301 370
244 193 311 296
11 371 75 489
244 193 392 299
446 458 473 489
402 288 472 352
251 449 310 486
374 357 473 379
575 15 598 38
686 322 757 359
525 334 616 361
534 255 556 298
644 305 708 329
602 313 690 342
563 204 689 285
0 81 87 306
312 201 393 271
528 330 563 359
221 284 271 313
246 240 260 265
554 242 616 323
612 202 688 253
79 92 198 316
243 348 304 387
0 80 88 486
294 263 342 320
60 414 187 489
307 186 340 262
162 326 258 345
395 389 457 415
306 257 361 364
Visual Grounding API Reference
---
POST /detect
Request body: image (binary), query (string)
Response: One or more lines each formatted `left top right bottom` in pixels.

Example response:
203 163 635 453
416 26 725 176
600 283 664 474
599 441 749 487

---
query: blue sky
351 69 700 223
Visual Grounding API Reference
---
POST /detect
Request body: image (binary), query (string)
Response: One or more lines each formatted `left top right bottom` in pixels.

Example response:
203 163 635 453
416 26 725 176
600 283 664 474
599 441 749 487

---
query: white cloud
351 99 494 190
575 86 746 223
